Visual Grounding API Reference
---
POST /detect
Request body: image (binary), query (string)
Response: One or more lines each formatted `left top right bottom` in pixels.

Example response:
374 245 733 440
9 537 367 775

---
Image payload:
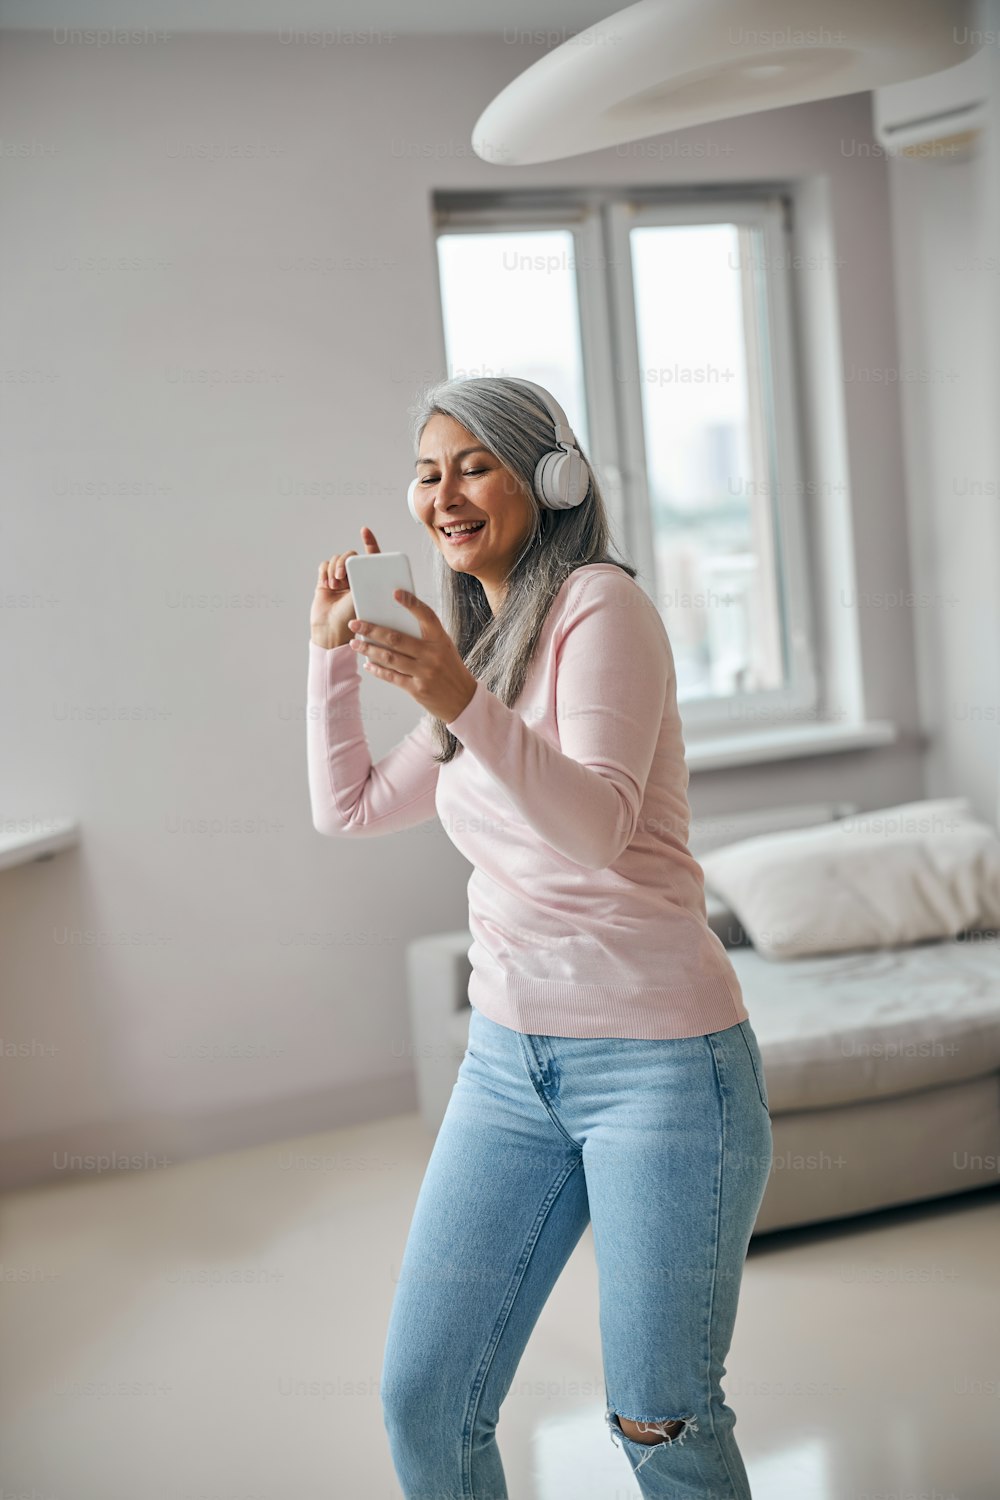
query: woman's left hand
348 590 478 724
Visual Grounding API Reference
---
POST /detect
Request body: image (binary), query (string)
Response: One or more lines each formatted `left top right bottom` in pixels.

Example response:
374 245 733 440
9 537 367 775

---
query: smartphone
344 551 417 641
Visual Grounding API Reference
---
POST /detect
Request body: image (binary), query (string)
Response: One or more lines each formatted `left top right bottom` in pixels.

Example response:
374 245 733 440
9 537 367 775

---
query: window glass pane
630 222 784 702
435 230 589 451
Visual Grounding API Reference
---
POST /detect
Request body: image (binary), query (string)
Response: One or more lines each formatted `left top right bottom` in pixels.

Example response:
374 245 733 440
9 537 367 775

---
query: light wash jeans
380 1004 773 1499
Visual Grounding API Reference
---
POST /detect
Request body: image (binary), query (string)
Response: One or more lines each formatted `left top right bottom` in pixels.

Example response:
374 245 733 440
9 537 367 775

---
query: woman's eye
420 469 487 484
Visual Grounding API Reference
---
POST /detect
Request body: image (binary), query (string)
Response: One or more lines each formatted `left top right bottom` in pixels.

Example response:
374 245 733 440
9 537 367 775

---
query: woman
306 375 773 1499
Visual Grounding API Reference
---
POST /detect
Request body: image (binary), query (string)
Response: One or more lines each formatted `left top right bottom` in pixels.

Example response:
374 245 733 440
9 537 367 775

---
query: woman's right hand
310 526 382 648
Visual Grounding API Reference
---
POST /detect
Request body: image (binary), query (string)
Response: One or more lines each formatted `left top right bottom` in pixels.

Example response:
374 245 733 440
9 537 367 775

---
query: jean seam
515 1034 583 1152
460 1152 584 1497
735 1019 769 1112
703 1028 751 1498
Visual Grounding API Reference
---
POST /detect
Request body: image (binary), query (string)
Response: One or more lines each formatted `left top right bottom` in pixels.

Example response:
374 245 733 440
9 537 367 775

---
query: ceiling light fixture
471 0 981 166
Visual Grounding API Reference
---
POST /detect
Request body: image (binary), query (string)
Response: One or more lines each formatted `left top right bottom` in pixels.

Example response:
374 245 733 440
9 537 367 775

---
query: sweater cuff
445 677 499 750
307 638 358 696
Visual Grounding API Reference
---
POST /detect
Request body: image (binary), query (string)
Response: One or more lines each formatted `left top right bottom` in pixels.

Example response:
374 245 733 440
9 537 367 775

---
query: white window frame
432 189 820 737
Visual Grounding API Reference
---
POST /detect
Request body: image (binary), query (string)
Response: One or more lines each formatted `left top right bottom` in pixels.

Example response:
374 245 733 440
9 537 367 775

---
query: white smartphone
344 551 417 640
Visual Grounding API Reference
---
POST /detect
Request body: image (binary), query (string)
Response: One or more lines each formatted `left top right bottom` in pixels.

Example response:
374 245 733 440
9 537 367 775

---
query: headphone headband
506 377 578 451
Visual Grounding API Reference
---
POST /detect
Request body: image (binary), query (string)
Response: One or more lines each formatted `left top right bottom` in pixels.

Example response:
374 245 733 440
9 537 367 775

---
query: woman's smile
440 521 488 546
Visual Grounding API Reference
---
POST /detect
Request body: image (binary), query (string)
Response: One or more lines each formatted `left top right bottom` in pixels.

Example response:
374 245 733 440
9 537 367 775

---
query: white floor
2 1111 999 1500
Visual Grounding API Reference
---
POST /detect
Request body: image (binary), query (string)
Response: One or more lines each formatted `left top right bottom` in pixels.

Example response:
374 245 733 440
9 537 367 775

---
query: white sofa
405 804 1000 1235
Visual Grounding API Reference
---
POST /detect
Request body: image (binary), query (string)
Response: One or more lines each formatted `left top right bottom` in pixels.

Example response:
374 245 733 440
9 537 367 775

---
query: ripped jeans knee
605 1405 699 1472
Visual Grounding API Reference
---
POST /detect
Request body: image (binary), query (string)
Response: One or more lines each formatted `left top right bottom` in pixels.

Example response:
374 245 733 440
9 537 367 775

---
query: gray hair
408 375 636 764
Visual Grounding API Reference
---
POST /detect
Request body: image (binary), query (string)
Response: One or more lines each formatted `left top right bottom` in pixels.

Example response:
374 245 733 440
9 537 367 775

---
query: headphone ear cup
407 476 422 522
535 448 589 510
534 451 560 508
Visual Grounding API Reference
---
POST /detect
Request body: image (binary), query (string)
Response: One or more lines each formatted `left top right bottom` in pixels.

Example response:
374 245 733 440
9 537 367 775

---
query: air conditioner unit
872 46 988 160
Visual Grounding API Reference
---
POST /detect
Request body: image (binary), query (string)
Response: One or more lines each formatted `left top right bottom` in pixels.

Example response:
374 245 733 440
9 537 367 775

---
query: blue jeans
380 1005 773 1499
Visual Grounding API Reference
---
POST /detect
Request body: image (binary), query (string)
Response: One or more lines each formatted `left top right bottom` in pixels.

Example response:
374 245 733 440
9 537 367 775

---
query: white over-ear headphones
407 377 590 523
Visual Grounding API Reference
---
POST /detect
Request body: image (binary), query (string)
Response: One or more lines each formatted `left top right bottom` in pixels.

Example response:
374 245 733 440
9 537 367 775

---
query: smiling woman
305 374 771 1499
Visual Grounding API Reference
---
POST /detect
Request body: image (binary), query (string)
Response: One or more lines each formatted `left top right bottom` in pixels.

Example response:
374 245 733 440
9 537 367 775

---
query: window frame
432 186 820 736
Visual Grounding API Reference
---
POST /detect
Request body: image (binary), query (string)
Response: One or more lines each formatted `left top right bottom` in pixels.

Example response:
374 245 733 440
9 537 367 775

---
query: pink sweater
307 562 748 1039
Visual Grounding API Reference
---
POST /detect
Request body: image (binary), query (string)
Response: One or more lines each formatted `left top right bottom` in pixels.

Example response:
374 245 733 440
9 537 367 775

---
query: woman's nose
434 468 464 506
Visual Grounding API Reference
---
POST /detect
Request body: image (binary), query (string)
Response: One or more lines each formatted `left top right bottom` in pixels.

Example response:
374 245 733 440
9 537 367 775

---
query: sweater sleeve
307 640 440 836
444 571 672 869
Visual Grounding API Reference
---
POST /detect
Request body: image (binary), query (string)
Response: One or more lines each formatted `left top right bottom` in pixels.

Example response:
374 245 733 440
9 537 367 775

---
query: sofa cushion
700 797 1000 960
729 932 1000 1112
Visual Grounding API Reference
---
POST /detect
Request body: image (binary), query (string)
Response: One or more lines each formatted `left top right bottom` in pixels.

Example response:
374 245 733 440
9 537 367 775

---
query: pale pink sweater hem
469 969 748 1040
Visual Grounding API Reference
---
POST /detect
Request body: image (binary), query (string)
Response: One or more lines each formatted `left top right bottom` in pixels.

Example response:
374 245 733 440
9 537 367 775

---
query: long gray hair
408 375 636 765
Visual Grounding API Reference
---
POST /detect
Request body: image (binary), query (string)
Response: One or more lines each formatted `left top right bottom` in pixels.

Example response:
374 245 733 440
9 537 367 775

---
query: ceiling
0 0 611 34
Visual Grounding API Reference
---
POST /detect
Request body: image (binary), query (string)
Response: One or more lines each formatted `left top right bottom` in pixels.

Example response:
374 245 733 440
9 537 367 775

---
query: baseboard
0 1069 419 1193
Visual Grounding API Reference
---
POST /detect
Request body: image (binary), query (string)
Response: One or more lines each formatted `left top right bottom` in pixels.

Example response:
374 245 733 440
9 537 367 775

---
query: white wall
0 28 924 1185
885 2 1000 826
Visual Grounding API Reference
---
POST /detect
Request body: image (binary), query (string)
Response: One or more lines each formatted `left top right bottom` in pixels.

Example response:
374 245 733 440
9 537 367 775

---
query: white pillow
699 798 1000 961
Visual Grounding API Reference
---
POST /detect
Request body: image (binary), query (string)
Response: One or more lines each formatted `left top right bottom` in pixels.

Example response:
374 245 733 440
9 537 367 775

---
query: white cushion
700 798 1000 960
729 933 1000 1110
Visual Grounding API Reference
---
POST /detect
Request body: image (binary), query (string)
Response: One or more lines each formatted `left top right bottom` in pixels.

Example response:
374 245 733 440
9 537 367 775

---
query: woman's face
413 413 536 602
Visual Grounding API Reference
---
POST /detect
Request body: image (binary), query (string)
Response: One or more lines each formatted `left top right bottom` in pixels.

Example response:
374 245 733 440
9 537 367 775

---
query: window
436 228 589 451
432 190 817 735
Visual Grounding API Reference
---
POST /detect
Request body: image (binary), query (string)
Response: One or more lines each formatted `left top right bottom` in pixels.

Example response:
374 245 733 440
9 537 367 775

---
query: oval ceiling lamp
471 0 981 165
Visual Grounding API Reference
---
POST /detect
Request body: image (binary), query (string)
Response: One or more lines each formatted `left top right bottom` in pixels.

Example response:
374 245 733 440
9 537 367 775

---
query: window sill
685 719 897 772
1 818 79 872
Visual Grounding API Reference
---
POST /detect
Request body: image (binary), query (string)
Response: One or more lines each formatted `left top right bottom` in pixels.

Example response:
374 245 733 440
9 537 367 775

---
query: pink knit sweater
307 562 748 1039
